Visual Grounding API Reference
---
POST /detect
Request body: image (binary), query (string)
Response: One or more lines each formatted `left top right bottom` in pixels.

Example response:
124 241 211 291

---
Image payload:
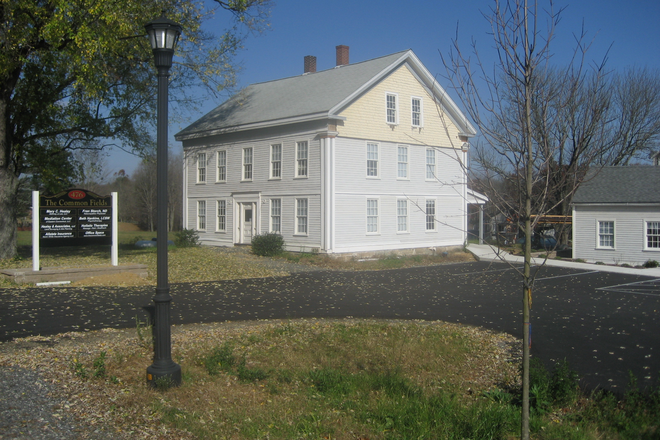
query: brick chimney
304 55 317 74
336 45 349 66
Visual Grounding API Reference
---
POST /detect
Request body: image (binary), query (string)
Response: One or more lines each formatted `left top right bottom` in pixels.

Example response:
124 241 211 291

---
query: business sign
39 189 113 247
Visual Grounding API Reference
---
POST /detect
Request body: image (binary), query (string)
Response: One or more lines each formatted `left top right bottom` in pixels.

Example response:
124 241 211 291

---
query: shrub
251 233 285 257
643 259 659 268
175 229 200 247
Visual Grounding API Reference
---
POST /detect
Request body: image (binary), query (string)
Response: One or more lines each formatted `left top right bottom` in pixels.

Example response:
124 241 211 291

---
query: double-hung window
366 199 379 234
270 199 281 233
296 141 308 177
271 144 282 179
243 147 253 181
598 221 615 248
216 200 226 232
397 145 408 179
216 150 226 182
296 198 308 234
386 93 398 124
426 199 436 231
197 200 206 230
397 199 408 233
645 221 660 249
411 97 422 127
426 148 436 180
366 142 379 177
197 153 206 183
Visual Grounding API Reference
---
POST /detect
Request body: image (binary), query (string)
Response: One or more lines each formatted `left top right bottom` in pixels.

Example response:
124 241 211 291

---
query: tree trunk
0 96 19 260
0 168 19 260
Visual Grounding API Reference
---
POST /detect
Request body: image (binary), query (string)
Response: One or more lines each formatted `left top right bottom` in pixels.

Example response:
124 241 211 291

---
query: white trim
596 219 615 250
366 141 380 179
270 143 282 180
425 148 436 181
295 197 309 236
396 197 409 234
411 96 423 127
197 200 207 231
216 199 227 232
196 152 207 183
270 198 282 233
242 147 253 181
183 155 188 229
386 92 399 125
366 197 380 235
425 198 437 232
216 149 227 183
295 141 309 178
397 145 409 180
644 219 660 251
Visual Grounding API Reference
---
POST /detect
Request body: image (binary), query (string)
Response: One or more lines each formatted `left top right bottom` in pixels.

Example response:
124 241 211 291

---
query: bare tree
168 153 183 231
132 157 158 232
443 1 610 437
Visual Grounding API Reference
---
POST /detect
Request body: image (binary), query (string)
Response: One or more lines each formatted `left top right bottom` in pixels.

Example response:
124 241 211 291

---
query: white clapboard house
572 166 660 265
175 47 479 255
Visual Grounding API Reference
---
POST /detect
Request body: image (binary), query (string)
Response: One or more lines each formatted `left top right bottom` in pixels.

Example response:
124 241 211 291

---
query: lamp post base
147 361 182 389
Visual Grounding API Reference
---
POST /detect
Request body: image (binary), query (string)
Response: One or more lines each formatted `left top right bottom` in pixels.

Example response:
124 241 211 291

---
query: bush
643 259 659 268
251 233 285 257
175 229 200 247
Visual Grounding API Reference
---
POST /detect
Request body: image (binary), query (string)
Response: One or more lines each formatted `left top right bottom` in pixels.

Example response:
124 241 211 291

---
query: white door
241 203 254 243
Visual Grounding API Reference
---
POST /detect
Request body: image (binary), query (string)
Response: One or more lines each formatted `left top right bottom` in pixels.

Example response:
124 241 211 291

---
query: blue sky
106 0 660 176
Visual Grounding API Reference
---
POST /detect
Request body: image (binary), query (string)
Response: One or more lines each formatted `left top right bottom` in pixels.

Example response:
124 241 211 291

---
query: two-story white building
175 47 478 255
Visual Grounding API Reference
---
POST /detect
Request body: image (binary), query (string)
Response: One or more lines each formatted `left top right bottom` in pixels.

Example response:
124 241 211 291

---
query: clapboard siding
184 125 323 247
333 135 466 253
332 193 464 252
574 205 660 265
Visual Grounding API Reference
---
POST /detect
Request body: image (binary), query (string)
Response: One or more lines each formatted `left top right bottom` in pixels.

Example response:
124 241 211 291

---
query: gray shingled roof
573 166 660 204
175 50 475 141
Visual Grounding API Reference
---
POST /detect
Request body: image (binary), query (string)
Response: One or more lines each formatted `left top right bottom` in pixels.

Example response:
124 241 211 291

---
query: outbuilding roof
573 166 660 204
175 50 476 141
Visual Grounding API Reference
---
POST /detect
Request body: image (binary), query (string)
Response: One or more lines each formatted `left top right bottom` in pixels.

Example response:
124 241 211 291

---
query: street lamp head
145 14 182 69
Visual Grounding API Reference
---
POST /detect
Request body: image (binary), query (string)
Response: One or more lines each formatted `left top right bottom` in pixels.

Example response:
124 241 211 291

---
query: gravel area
0 366 110 440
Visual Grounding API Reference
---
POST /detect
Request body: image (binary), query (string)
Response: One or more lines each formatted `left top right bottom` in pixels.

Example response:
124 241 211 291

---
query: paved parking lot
1 261 658 391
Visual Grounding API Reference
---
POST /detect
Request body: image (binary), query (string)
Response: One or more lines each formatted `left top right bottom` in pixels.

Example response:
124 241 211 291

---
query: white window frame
397 198 409 233
270 144 282 179
295 198 308 235
197 153 206 183
397 145 408 179
216 200 226 232
242 147 253 181
426 148 436 180
644 220 660 251
597 220 615 249
386 92 398 125
197 200 207 231
426 199 436 231
295 141 308 178
366 198 379 234
270 199 282 233
216 150 227 183
411 97 423 127
366 142 379 178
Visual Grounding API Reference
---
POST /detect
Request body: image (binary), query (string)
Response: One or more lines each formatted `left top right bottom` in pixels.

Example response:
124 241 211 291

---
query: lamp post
144 14 182 388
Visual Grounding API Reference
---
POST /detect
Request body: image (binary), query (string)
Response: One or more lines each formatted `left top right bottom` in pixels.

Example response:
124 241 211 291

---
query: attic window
386 93 398 125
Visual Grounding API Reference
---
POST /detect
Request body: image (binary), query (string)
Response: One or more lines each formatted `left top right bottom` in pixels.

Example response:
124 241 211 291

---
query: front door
241 203 254 243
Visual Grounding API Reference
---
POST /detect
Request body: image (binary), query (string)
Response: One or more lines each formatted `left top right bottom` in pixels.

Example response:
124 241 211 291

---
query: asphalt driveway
1 261 659 392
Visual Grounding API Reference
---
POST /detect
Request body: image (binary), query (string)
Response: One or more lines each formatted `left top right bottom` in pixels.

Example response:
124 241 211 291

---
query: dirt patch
118 222 141 232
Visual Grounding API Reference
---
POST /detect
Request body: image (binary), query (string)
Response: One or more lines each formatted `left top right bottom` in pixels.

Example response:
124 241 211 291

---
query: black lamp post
144 14 182 388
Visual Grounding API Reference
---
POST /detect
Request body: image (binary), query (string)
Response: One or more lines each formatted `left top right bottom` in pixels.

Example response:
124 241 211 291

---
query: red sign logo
68 190 86 200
